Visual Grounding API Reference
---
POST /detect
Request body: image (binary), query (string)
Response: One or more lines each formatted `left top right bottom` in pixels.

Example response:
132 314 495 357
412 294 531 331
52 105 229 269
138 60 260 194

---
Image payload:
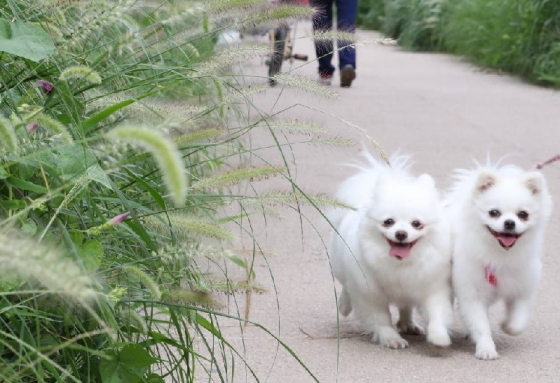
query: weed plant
357 0 560 86
0 0 343 381
357 0 385 31
444 0 560 84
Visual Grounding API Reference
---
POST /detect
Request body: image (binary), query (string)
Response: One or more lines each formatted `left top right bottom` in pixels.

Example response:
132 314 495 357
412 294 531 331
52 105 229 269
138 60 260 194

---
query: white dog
447 162 553 360
329 153 453 349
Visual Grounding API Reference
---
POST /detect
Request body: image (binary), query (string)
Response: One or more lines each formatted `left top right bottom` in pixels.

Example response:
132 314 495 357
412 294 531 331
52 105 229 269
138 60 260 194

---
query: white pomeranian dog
447 162 553 360
328 152 453 349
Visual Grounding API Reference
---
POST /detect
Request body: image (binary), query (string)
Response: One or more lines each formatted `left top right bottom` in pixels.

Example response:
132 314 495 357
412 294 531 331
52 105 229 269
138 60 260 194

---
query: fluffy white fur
447 163 553 360
329 152 453 349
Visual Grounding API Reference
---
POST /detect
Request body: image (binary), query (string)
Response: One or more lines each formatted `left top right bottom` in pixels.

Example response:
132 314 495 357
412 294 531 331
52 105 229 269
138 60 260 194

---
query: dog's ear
475 171 497 193
523 172 545 195
417 173 435 189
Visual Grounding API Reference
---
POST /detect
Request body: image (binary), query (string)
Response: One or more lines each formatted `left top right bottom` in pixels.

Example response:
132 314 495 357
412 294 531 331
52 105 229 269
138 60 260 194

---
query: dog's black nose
395 231 408 241
504 220 516 230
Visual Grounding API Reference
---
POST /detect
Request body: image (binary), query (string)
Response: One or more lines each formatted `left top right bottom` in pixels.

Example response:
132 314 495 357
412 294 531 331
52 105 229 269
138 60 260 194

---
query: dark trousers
311 0 358 75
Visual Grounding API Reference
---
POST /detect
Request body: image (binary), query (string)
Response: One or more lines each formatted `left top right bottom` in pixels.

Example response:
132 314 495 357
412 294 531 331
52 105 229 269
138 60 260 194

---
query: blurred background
356 0 560 87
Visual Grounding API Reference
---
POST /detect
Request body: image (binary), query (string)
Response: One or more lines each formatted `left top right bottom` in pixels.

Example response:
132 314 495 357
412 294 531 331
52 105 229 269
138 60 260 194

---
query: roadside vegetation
0 0 345 381
357 0 560 86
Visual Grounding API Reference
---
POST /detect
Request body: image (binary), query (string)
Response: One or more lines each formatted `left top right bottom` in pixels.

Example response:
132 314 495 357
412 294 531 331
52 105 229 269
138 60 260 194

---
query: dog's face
368 173 440 260
473 170 547 250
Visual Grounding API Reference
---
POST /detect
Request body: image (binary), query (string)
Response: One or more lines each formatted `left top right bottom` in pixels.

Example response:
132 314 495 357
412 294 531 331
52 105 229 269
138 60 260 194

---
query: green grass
357 0 385 31
356 0 560 86
0 0 346 381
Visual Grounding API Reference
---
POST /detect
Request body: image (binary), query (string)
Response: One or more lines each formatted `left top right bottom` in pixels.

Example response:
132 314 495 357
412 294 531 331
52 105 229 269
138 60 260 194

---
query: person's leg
311 0 335 76
335 0 357 69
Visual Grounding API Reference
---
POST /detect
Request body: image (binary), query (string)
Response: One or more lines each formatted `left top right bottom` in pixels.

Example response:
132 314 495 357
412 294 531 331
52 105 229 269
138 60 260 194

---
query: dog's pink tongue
389 244 411 259
497 235 517 248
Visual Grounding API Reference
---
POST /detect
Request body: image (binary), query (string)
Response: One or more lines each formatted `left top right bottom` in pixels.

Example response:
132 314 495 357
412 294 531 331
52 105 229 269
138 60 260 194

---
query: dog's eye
411 220 423 229
382 219 395 227
488 209 501 218
518 211 529 220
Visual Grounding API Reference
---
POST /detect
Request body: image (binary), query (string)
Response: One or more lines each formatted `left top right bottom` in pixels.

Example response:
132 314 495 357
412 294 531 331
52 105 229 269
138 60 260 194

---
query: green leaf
107 124 188 207
195 313 224 341
20 219 37 236
80 90 159 134
7 176 48 194
81 99 135 134
79 240 104 272
0 165 9 179
53 81 85 123
99 352 122 383
55 146 97 180
0 18 55 61
227 255 247 268
145 374 164 383
124 169 166 210
31 145 99 185
0 199 26 210
69 230 84 246
100 345 155 383
125 219 158 252
87 164 112 189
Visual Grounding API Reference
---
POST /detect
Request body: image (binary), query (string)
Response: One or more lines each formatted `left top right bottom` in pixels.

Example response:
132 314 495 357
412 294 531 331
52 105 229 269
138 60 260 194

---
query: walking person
311 0 357 87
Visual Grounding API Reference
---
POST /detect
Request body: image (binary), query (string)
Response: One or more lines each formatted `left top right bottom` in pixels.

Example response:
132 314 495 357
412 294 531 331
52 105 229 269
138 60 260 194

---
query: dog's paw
427 328 451 347
475 344 499 360
501 321 525 336
397 320 425 336
337 290 352 317
373 330 409 349
381 336 409 349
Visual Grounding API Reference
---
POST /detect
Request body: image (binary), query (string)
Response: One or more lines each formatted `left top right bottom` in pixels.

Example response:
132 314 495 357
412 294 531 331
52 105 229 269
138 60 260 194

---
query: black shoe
340 65 356 88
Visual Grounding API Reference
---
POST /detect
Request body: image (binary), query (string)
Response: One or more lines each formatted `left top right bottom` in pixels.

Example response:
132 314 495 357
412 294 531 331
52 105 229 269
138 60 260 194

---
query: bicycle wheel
268 26 288 86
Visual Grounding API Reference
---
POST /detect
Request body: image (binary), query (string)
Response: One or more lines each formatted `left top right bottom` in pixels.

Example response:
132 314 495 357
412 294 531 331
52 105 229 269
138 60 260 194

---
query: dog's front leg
460 300 498 360
397 307 425 335
502 298 532 336
425 291 452 347
354 297 408 349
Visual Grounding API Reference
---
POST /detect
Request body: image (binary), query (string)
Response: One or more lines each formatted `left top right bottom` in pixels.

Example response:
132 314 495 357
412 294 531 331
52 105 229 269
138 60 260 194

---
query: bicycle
265 3 309 86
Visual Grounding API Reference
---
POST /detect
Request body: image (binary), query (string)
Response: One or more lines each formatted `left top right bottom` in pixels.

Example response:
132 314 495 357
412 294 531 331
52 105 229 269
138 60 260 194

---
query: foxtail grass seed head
242 5 316 26
122 265 162 300
245 191 355 210
60 65 102 85
191 166 284 190
107 125 188 207
0 233 96 302
312 30 358 44
172 128 223 145
309 136 357 147
197 44 270 73
166 289 222 309
34 80 54 94
144 213 234 242
262 120 328 135
119 307 148 334
206 0 269 12
274 74 339 99
32 113 73 143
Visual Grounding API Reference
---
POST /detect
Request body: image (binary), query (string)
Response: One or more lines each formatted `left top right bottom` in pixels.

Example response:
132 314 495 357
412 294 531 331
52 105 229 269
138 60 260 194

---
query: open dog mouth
487 226 522 249
386 239 418 260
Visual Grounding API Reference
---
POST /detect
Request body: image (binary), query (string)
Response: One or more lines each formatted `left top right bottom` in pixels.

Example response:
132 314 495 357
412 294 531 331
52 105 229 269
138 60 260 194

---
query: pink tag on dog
485 265 497 287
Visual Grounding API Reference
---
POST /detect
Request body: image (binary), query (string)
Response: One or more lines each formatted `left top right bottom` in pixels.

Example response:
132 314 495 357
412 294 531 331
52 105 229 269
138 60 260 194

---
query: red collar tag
485 265 497 286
